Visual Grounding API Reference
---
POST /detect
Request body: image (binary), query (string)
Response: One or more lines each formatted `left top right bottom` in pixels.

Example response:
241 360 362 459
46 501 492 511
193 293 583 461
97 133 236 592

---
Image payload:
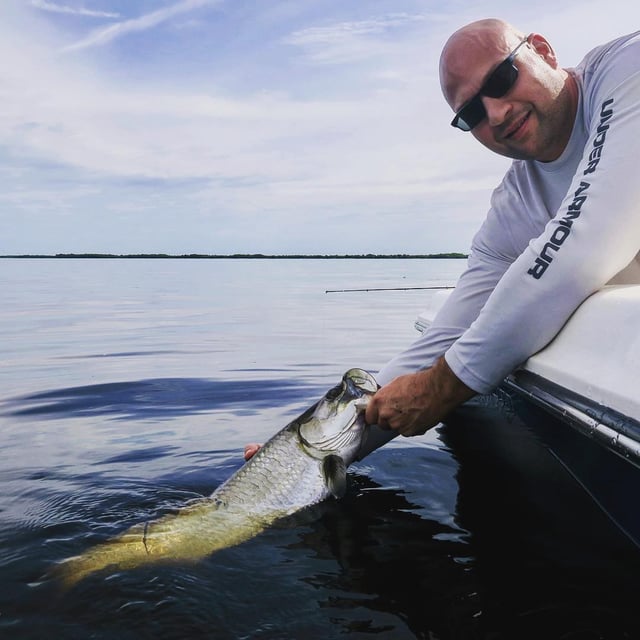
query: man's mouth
504 111 531 139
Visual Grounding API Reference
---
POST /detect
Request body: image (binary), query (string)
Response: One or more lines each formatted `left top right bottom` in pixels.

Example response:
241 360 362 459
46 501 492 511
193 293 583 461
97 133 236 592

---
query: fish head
298 368 378 461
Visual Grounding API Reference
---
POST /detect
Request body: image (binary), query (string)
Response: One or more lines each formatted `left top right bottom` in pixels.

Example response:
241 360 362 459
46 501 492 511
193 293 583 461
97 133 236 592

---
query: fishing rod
325 285 455 293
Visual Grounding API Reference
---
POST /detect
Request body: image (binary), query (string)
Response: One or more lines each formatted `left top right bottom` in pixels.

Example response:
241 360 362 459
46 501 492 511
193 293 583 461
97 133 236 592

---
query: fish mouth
298 368 377 455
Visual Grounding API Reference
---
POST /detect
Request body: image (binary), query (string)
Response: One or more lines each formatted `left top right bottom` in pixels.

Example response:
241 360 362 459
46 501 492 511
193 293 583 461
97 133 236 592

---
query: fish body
54 368 378 588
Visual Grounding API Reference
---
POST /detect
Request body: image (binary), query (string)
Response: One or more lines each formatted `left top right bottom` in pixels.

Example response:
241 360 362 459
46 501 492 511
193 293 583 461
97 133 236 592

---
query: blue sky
2 0 638 255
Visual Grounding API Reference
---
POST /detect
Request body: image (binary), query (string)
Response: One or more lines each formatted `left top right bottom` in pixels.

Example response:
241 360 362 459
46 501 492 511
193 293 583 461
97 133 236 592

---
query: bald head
439 19 525 109
437 18 578 162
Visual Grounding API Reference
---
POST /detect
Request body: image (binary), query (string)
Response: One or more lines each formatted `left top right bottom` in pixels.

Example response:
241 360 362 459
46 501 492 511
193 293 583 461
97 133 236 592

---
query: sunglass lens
453 94 486 131
483 60 518 98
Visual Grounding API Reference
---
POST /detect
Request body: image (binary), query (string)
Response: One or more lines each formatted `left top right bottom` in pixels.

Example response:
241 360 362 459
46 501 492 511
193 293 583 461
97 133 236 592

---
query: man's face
443 33 574 162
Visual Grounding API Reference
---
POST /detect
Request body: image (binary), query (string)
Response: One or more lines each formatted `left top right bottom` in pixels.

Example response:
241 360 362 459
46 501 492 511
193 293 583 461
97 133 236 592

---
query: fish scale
215 431 327 513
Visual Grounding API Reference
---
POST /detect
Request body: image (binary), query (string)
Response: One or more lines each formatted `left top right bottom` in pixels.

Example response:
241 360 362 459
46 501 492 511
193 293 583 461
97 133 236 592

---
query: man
246 18 640 462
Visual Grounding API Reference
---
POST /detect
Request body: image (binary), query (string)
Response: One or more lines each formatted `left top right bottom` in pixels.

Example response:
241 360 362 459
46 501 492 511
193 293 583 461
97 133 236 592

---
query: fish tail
52 524 151 591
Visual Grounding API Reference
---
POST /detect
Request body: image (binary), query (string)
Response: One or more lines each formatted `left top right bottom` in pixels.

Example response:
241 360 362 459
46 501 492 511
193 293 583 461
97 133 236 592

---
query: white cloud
30 0 120 18
288 13 427 43
61 0 220 52
284 13 431 65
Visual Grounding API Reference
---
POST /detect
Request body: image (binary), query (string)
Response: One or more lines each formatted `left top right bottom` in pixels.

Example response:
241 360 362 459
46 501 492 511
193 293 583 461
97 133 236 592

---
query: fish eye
324 383 343 401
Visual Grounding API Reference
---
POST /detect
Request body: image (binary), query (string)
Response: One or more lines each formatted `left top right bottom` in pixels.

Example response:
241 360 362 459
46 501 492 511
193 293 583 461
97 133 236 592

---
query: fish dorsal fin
322 455 347 499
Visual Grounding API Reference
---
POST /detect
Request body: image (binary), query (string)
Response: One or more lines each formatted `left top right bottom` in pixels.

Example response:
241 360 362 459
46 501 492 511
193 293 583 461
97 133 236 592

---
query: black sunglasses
451 36 529 132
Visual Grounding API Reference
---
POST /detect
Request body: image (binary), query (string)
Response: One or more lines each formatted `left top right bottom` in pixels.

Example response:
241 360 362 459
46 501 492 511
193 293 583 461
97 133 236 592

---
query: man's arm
246 252 507 462
352 246 513 459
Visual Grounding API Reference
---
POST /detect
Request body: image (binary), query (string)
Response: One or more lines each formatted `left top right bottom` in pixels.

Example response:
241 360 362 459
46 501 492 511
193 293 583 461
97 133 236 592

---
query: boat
415 284 640 549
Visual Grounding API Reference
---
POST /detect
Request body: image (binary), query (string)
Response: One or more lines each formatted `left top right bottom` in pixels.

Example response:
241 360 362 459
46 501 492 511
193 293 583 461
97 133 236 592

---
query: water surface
1 258 637 639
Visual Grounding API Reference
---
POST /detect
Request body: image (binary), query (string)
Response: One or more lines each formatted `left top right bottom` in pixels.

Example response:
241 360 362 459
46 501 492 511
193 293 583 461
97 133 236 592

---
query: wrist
428 356 475 414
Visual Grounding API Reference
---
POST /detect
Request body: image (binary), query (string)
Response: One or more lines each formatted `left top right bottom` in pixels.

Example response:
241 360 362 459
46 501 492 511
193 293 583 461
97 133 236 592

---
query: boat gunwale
504 369 640 469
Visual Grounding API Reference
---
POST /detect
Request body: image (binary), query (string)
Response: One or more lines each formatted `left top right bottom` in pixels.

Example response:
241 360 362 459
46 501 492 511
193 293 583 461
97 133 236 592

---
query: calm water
0 258 637 639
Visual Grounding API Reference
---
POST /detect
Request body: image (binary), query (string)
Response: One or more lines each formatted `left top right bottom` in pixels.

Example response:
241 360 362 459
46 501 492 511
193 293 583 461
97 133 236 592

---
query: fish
52 367 378 589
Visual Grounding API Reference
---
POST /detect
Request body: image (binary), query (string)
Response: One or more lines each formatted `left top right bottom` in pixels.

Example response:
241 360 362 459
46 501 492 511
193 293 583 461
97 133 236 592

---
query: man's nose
482 95 512 127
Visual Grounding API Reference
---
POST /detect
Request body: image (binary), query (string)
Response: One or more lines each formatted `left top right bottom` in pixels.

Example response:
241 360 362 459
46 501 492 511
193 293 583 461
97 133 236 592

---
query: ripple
57 350 187 359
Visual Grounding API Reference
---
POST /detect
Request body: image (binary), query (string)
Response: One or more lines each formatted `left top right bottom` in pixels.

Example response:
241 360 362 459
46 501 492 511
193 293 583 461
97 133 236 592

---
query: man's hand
364 357 475 436
244 443 261 461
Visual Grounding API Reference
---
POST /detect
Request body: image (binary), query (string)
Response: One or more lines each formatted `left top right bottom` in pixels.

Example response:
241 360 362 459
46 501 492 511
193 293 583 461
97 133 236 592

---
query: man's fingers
243 443 262 461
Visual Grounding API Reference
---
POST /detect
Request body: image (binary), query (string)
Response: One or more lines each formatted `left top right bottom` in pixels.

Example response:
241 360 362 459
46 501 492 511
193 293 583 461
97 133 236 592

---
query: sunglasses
451 36 529 132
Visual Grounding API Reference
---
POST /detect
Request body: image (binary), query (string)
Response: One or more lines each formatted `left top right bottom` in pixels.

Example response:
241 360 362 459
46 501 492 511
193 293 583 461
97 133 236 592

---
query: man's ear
528 33 558 68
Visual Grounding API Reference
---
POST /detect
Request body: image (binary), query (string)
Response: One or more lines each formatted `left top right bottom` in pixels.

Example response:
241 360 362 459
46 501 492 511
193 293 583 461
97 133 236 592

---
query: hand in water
244 443 261 461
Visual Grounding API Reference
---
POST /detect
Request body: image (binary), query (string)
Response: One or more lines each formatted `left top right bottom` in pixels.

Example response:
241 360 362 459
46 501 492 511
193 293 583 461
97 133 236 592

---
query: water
0 258 637 639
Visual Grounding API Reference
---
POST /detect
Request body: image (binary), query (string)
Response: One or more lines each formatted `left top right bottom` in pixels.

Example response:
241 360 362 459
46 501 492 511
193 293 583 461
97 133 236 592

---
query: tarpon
53 367 378 589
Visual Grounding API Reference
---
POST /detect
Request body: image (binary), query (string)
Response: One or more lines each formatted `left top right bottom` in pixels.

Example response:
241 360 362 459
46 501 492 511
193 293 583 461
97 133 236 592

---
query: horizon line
1 252 468 259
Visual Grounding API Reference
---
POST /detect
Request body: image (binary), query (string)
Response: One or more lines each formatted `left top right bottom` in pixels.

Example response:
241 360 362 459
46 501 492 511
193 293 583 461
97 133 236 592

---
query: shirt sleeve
362 246 510 459
376 246 510 387
446 57 640 393
376 150 539 388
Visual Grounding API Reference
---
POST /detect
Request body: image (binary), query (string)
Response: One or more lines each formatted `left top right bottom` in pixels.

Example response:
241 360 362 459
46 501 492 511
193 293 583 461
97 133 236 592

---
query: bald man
246 19 640 463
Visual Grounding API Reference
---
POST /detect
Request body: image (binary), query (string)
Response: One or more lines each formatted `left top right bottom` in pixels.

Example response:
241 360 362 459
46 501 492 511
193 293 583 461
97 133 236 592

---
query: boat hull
415 284 640 548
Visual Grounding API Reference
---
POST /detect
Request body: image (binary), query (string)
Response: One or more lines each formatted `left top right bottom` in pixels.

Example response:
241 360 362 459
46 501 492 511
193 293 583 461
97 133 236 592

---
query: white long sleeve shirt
378 30 640 392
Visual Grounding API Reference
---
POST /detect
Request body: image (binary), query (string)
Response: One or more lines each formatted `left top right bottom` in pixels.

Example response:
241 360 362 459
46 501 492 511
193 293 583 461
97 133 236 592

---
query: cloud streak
31 0 120 18
284 13 429 64
62 0 220 52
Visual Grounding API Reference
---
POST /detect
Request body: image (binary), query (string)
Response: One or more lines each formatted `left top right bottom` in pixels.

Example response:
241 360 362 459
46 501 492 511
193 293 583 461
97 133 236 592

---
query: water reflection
301 472 480 638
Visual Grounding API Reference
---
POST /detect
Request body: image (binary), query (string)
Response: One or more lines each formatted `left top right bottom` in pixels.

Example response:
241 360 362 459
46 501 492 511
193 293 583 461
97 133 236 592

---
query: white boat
415 284 640 548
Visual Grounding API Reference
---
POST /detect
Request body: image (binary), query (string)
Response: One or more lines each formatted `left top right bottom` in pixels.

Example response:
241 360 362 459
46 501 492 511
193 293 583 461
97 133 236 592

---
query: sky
1 0 638 255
